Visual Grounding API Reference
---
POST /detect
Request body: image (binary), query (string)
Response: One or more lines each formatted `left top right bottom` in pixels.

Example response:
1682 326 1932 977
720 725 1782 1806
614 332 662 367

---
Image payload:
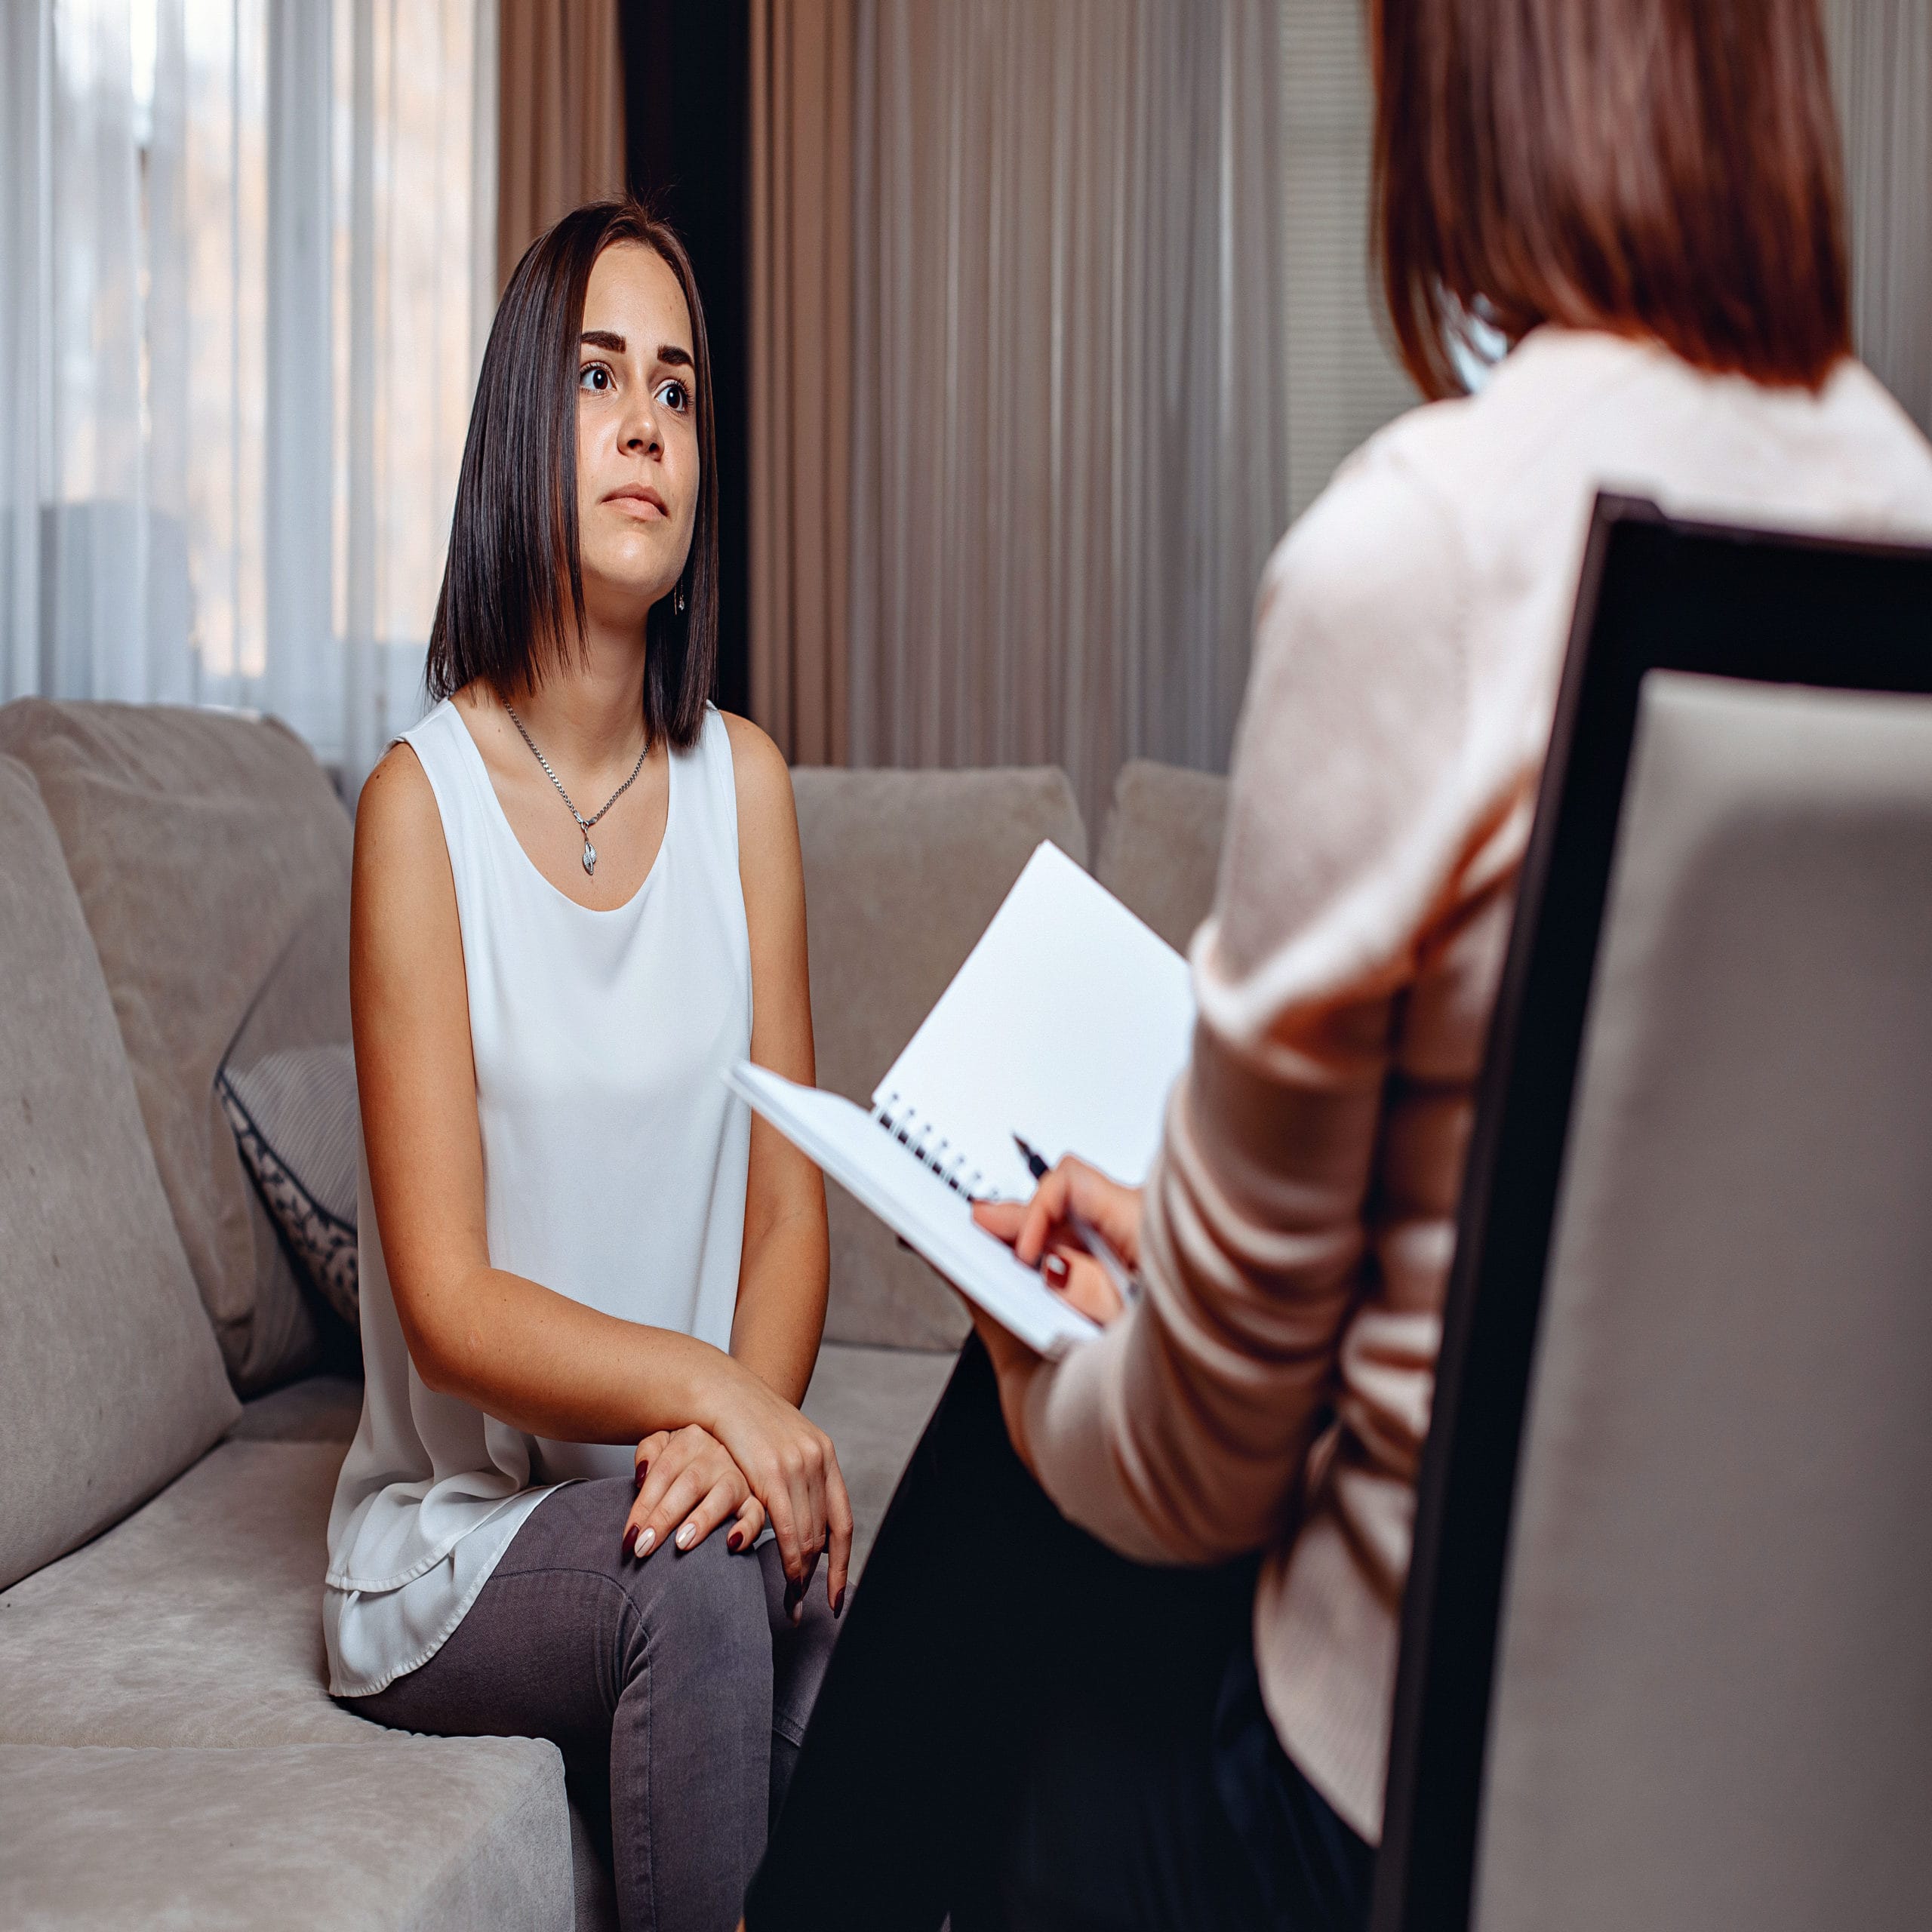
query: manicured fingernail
727 1528 744 1553
634 1463 648 1487
792 1598 804 1626
635 1527 655 1558
1043 1254 1070 1289
675 1522 696 1551
833 1586 846 1619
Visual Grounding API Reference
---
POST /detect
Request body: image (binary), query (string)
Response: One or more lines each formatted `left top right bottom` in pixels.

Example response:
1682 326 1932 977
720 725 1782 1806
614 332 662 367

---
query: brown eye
579 364 612 393
656 379 689 413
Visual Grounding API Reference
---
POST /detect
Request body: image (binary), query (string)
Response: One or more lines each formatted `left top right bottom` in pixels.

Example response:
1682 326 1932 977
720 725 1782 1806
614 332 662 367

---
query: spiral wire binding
871 1094 986 1198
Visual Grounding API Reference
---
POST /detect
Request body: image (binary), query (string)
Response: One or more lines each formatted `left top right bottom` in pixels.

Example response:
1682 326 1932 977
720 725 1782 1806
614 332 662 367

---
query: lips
605 485 668 520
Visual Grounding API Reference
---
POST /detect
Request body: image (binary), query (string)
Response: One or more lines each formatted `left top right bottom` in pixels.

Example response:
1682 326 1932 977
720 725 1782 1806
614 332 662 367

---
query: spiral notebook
726 841 1195 1356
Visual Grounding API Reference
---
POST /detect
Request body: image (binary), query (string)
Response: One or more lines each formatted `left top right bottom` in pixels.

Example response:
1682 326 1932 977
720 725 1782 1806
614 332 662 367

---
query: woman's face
574 241 700 629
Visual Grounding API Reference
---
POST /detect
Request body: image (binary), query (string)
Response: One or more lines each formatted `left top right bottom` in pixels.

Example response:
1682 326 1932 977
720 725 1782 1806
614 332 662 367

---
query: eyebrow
580 330 693 370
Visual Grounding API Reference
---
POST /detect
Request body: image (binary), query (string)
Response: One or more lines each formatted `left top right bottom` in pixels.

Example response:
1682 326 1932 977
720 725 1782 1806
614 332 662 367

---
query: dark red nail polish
833 1587 846 1619
728 1528 744 1553
634 1463 648 1487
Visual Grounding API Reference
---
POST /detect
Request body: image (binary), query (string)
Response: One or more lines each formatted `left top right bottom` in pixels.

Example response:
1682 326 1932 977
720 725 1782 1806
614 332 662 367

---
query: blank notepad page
869 841 1196 1203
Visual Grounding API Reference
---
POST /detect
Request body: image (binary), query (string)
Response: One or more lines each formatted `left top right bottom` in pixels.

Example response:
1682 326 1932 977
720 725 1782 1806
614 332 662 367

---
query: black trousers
746 1337 1373 1931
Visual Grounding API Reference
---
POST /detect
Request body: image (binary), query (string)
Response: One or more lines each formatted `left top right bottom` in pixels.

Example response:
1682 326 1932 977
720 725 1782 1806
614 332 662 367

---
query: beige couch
0 698 1226 1930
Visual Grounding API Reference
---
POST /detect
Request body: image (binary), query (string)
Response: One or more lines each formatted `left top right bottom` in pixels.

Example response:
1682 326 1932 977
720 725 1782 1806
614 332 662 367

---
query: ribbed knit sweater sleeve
1020 448 1476 1566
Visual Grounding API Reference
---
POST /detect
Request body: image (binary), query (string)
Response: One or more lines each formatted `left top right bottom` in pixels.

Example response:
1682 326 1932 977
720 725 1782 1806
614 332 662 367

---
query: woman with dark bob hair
325 202 847 1930
743 2 1932 1928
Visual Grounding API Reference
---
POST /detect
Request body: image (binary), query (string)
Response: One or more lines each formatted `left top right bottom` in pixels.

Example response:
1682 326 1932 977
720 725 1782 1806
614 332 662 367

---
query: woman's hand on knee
625 1425 765 1562
703 1374 854 1618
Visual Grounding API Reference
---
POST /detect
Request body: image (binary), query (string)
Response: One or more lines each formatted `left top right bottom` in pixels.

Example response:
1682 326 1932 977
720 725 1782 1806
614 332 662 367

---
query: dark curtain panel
620 2 753 718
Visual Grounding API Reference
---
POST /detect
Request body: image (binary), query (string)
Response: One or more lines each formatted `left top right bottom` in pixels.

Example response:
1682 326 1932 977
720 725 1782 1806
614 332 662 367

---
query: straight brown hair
1373 0 1853 401
426 199 719 749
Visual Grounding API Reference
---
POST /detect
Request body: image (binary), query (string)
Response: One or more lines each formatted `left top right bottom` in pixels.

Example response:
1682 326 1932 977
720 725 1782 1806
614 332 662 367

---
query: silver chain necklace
503 703 649 877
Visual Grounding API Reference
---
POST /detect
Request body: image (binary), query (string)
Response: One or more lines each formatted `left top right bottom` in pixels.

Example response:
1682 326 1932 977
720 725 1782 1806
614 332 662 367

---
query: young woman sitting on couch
324 199 848 1932
742 1 1932 1928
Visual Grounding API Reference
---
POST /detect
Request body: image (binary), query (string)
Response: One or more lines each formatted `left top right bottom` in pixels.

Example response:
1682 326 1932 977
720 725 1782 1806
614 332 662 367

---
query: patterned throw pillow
218 1044 358 1329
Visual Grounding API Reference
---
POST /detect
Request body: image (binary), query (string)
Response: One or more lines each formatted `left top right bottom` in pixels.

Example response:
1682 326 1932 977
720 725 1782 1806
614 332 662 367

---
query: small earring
674 583 686 616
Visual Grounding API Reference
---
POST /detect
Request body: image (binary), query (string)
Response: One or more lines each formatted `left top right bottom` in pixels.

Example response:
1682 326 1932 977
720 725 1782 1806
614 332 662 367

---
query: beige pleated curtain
749 0 855 766
1825 0 1932 438
496 0 626 290
751 0 1289 821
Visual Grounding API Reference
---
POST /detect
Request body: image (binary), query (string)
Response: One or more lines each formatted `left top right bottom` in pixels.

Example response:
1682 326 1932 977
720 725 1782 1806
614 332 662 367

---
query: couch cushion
1094 758 1229 955
0 755 239 1594
803 1341 955 1575
0 1740 572 1931
0 1346 946 1754
230 1372 365 1444
0 698 354 1392
792 765 1086 1347
0 1440 363 1748
0 1343 951 1745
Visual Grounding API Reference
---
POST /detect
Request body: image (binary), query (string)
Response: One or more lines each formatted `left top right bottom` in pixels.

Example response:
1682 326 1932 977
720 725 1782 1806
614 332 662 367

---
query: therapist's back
1020 0 1932 1846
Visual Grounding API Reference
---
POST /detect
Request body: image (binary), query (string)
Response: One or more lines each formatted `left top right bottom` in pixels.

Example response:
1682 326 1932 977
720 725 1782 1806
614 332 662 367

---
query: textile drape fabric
2 0 491 787
1825 0 1932 438
1280 0 1417 518
496 0 626 293
2 0 190 706
749 0 855 768
845 0 1288 828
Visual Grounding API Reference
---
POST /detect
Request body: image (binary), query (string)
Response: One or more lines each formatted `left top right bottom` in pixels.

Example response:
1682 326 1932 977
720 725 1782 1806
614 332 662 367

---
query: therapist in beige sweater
745 4 1932 1929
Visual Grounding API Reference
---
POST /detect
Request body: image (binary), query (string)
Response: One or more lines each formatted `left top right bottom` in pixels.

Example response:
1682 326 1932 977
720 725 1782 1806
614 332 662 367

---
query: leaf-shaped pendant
581 839 597 875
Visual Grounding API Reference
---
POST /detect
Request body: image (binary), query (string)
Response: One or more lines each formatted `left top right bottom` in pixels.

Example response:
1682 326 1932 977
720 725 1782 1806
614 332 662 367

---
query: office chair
1373 497 1932 1932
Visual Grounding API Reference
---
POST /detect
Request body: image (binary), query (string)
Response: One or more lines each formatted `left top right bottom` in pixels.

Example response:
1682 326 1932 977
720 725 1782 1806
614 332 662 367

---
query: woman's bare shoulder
718 710 799 842
354 741 441 858
351 741 461 937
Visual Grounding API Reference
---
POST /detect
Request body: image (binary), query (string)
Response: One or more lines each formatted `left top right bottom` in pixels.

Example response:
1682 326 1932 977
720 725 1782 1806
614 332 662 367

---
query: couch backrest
0 754 239 1593
0 699 353 1395
792 764 1086 1347
1094 758 1228 956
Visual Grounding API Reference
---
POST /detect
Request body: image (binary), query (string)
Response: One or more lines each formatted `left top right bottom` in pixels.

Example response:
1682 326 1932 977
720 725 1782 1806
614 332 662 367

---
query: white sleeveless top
322 699 752 1697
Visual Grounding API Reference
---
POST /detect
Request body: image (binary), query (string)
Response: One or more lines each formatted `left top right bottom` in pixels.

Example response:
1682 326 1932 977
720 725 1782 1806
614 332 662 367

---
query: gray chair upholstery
1475 672 1932 1932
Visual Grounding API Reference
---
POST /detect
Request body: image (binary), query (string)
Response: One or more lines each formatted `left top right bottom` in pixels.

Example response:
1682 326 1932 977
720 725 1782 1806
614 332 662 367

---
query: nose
620 383 661 460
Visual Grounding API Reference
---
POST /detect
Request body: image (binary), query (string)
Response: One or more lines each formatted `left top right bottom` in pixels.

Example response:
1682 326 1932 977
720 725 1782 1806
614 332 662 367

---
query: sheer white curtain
848 0 1287 828
2 0 493 784
2 1 190 706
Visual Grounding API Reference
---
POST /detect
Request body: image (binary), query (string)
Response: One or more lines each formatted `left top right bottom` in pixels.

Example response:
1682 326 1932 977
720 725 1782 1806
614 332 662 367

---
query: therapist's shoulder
1252 399 1474 685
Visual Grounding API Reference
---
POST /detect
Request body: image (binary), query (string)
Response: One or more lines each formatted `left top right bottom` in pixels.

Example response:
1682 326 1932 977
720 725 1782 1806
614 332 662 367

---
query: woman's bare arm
721 713 830 1409
352 743 742 1440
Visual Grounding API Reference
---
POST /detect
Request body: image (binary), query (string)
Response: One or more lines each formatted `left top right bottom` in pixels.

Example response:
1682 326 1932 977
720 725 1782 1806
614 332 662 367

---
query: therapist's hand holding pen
972 1149 1143 1329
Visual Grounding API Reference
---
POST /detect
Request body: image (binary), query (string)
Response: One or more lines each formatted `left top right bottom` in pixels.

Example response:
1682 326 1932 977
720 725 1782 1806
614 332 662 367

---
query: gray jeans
344 1475 838 1932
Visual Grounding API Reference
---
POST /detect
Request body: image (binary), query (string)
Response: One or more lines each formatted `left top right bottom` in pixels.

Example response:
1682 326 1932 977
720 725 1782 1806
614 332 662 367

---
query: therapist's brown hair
1372 0 1852 400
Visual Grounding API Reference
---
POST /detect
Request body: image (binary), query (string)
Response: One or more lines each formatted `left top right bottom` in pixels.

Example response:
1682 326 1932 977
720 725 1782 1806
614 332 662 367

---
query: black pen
1012 1134 1140 1307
